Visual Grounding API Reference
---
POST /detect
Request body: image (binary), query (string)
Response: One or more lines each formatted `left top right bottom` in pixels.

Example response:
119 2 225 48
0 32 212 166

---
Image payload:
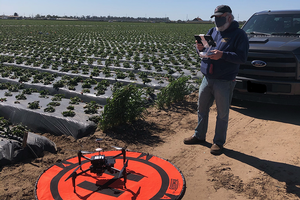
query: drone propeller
111 146 130 152
67 149 95 154
80 150 95 154
111 146 123 151
77 150 93 170
95 148 103 152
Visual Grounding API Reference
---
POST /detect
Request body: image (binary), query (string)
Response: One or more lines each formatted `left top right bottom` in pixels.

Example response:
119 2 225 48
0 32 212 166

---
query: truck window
243 14 300 35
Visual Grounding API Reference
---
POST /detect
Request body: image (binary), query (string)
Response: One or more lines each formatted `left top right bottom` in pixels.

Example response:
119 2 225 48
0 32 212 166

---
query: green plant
94 83 106 91
82 88 90 93
0 83 10 90
99 84 147 131
67 77 80 86
156 76 192 109
96 89 105 96
47 101 60 106
10 124 28 138
145 87 155 96
88 115 101 124
51 94 64 101
133 63 141 70
0 117 11 134
116 70 126 79
69 96 82 104
4 91 12 96
8 85 20 92
28 101 40 109
16 93 27 100
44 106 55 113
128 71 136 80
53 80 65 89
39 90 50 98
104 70 112 77
22 88 32 95
194 78 203 86
0 98 7 102
84 101 101 114
112 82 124 92
67 105 74 110
62 110 75 117
123 62 130 68
68 86 76 90
82 82 91 88
144 63 152 70
0 118 28 139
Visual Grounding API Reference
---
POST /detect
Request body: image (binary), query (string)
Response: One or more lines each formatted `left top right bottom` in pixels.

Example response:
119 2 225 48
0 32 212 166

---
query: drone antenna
96 138 103 155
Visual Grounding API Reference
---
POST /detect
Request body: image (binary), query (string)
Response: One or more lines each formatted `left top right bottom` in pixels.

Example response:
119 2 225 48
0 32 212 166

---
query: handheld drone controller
194 34 216 47
194 34 216 58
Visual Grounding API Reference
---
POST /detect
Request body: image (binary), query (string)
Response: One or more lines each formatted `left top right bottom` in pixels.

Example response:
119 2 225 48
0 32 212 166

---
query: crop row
0 83 102 116
0 83 102 138
0 21 213 75
0 64 170 103
0 53 201 78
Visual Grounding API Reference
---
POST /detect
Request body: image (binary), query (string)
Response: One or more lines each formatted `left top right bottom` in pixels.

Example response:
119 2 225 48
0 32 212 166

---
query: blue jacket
200 21 249 80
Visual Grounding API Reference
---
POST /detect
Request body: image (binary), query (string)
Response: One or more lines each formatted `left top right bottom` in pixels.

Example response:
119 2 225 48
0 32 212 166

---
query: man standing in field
183 5 249 155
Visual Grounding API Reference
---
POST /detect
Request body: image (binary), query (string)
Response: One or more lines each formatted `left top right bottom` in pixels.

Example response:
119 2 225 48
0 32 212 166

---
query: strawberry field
0 20 214 139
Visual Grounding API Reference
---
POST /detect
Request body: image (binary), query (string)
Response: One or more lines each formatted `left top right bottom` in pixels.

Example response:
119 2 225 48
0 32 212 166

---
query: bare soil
1 91 300 200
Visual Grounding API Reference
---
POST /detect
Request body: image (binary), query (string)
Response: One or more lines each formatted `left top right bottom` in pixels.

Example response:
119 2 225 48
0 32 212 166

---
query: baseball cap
210 5 232 18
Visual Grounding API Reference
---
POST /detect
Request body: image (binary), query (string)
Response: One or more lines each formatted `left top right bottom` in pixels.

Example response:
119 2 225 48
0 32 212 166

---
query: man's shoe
184 136 205 144
210 144 223 155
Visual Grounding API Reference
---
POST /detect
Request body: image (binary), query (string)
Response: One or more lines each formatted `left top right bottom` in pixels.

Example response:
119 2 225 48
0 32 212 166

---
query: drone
65 138 129 192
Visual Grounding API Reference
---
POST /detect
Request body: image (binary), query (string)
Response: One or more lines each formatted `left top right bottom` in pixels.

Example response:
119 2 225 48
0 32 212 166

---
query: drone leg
123 160 128 189
123 169 126 186
123 149 127 189
122 149 126 164
78 151 82 170
72 172 77 193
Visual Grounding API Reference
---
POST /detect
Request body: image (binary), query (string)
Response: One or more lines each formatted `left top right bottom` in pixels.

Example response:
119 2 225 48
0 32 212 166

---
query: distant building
0 15 22 20
192 17 203 22
187 17 212 24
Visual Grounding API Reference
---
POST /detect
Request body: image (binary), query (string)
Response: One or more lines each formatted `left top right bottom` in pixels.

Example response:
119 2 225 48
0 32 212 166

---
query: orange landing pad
35 151 186 200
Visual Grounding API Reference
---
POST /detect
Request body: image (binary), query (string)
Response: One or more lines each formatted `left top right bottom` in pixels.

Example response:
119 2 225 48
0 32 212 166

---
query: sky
0 0 299 21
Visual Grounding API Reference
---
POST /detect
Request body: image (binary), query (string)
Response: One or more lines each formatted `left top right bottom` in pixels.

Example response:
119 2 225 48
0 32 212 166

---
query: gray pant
193 76 236 146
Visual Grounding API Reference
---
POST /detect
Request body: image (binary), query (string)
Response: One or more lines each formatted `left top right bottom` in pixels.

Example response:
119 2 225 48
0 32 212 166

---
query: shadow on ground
103 99 198 146
231 99 300 126
103 119 164 146
223 148 300 198
196 141 300 198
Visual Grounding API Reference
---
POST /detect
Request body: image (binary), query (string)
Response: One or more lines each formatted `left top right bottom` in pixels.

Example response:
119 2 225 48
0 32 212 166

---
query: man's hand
208 49 223 60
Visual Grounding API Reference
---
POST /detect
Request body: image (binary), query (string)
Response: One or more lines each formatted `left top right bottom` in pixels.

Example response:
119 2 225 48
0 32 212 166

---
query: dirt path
142 96 300 200
1 92 300 200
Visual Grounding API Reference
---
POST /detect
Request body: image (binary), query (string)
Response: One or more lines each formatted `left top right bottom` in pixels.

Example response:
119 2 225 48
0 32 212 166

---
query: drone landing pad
35 151 186 200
